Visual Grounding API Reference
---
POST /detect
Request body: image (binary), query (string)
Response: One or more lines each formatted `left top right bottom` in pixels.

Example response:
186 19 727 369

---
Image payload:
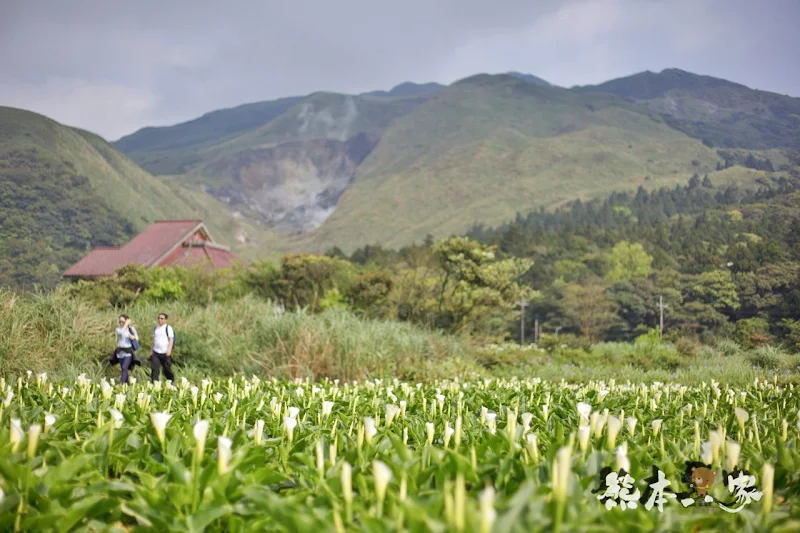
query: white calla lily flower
150 412 172 445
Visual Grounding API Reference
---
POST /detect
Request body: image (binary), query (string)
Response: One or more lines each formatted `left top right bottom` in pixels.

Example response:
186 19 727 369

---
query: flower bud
426 422 435 445
194 420 209 457
479 486 496 533
254 419 265 446
217 436 232 474
27 424 42 459
607 416 622 450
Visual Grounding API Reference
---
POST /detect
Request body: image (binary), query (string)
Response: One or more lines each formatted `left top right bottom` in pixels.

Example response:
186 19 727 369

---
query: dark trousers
120 355 133 384
150 352 174 382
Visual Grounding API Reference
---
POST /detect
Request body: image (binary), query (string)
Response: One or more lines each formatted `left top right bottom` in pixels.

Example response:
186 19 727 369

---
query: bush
733 318 771 350
555 347 595 366
63 263 241 308
779 319 800 352
653 349 686 371
716 339 742 357
662 329 682 344
347 270 394 318
269 254 357 312
675 337 698 358
695 345 719 359
634 327 661 347
538 333 587 352
473 343 546 369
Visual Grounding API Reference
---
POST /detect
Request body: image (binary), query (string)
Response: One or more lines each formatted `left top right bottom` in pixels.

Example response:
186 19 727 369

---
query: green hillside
117 91 442 235
577 68 800 150
292 74 763 252
185 92 432 178
113 96 304 175
362 81 445 98
100 69 800 256
114 97 303 152
0 106 276 289
118 91 433 182
506 71 552 87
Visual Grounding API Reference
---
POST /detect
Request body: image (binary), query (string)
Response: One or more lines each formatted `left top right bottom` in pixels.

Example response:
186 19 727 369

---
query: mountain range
2 68 799 287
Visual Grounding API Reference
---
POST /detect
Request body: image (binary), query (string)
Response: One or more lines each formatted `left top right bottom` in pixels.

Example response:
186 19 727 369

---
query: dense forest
336 164 800 350
0 149 136 288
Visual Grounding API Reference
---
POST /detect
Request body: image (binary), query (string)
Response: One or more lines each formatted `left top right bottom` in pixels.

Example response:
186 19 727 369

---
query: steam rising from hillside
297 96 358 141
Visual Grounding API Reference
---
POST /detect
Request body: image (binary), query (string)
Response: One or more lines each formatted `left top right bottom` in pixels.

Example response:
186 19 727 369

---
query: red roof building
63 220 241 280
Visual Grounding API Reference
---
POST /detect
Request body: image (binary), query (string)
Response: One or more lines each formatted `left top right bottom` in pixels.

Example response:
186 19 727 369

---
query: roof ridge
153 219 203 223
183 241 231 251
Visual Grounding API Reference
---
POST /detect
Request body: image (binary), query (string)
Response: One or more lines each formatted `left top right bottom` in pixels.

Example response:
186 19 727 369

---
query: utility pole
657 295 668 341
534 317 539 343
518 300 528 345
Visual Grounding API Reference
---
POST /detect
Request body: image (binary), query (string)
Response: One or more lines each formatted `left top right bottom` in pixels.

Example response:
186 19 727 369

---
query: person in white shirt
149 312 175 383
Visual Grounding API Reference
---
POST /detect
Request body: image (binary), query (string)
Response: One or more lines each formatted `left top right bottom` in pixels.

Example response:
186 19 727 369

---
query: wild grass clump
716 338 743 357
588 341 685 370
0 287 110 376
248 307 473 381
748 345 785 369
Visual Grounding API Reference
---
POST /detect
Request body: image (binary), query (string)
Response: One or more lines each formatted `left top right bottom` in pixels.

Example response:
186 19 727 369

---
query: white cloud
539 0 625 41
0 78 160 139
0 0 797 139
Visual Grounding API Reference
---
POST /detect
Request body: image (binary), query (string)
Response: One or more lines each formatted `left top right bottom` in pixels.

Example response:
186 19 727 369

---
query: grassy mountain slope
116 76 547 177
117 91 432 181
113 97 303 175
290 74 765 252
577 68 800 149
0 106 276 288
506 72 552 87
135 92 440 233
184 92 432 178
107 69 797 255
363 81 445 98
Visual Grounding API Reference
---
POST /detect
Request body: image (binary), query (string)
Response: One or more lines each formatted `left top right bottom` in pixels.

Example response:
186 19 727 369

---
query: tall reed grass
0 289 477 382
2 288 794 386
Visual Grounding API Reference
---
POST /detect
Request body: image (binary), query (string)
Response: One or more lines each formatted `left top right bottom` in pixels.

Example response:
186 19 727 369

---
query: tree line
341 171 800 350
51 168 800 352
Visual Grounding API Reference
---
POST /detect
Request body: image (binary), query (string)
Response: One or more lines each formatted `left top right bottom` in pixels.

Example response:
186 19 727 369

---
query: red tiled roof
63 219 233 278
162 244 240 270
62 247 124 278
205 246 240 268
114 220 203 267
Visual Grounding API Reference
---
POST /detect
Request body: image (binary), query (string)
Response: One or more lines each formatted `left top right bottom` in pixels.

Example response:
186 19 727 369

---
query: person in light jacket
111 314 142 384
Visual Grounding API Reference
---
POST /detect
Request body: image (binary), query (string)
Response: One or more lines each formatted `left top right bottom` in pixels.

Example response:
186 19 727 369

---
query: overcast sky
2 0 798 141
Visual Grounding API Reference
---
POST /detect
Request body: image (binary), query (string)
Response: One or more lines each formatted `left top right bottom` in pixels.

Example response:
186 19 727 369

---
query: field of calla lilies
1 372 799 532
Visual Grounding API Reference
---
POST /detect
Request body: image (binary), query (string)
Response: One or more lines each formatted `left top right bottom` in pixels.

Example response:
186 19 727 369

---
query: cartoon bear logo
691 466 716 497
